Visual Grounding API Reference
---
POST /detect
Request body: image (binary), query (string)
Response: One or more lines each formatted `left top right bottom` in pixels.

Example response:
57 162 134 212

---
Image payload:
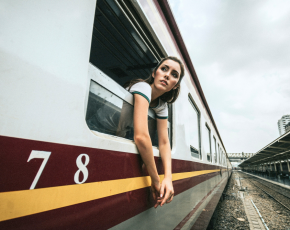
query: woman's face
152 59 181 92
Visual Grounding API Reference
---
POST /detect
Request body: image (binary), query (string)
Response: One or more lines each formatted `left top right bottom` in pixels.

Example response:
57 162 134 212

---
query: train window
224 154 226 166
90 0 163 86
205 124 211 162
188 96 201 159
220 148 222 164
217 143 220 164
213 136 217 163
219 148 222 164
87 0 173 146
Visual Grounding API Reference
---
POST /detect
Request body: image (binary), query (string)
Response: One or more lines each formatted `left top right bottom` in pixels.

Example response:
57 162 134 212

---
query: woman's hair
125 56 185 103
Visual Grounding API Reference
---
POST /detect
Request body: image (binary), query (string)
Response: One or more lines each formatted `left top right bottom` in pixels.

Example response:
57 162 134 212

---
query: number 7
27 150 51 189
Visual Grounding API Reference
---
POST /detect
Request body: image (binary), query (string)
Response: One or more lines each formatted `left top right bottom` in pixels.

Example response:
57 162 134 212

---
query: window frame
188 94 201 160
220 148 222 165
217 143 220 164
205 123 212 162
213 136 217 163
86 0 173 148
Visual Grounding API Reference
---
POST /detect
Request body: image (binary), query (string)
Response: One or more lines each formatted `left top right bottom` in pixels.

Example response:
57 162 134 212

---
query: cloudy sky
168 0 290 153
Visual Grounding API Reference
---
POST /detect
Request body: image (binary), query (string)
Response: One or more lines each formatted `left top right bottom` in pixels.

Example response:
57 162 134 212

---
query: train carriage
0 0 232 229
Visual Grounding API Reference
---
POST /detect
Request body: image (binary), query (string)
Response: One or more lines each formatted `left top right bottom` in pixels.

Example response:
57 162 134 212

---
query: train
0 0 232 229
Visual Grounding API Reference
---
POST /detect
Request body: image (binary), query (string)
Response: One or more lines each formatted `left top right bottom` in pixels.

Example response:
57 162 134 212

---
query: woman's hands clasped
152 177 174 208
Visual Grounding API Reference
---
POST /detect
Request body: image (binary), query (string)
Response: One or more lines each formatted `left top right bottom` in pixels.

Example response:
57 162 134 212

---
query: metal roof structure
239 131 290 167
228 153 254 158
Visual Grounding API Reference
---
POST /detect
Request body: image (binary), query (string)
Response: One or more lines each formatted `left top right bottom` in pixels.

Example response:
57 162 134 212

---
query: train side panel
0 1 231 229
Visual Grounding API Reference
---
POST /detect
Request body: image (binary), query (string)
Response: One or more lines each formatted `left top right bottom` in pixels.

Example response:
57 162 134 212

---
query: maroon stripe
0 187 150 230
0 172 222 230
0 135 223 192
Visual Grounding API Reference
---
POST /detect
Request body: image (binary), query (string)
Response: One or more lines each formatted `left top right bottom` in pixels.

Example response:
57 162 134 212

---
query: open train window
188 95 201 159
213 136 217 163
86 80 158 145
86 0 172 147
205 124 212 162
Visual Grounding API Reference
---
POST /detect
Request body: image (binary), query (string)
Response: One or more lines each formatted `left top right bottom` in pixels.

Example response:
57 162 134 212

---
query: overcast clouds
169 0 290 153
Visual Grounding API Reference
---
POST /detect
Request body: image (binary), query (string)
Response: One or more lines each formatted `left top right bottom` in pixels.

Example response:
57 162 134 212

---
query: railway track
241 173 290 212
252 178 290 199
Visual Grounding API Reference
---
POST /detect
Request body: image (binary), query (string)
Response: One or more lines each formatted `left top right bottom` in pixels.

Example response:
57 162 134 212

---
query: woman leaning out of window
126 56 184 207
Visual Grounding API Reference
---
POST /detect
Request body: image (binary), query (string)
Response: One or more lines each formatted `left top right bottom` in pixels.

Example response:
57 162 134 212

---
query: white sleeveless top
129 82 168 119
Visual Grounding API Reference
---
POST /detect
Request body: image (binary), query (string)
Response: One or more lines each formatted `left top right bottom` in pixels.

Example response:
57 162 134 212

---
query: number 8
74 154 90 184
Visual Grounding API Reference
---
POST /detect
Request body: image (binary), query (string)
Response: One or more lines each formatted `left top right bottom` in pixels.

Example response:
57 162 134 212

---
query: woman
127 56 184 208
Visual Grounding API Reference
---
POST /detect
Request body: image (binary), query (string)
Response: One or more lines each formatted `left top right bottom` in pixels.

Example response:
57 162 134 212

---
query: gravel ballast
207 171 250 230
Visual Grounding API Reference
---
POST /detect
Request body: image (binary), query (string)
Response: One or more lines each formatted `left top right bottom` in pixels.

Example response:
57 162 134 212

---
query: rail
248 178 290 212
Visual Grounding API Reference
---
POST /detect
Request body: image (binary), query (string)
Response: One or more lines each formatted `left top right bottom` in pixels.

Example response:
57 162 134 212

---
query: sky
168 0 290 153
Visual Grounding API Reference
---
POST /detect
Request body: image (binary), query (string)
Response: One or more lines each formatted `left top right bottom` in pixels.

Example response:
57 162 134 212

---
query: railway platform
239 131 290 183
242 171 290 190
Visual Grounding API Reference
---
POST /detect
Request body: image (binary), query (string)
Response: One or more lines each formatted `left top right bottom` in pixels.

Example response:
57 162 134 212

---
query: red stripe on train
0 135 222 192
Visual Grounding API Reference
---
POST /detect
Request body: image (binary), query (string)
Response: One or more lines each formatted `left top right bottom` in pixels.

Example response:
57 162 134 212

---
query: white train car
0 0 231 229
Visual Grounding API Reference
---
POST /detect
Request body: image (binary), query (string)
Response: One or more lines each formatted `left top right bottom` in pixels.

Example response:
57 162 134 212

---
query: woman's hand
151 180 161 208
158 177 174 207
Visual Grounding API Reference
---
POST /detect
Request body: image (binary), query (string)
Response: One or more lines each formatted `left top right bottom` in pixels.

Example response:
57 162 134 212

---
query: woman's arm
157 118 174 206
133 94 160 202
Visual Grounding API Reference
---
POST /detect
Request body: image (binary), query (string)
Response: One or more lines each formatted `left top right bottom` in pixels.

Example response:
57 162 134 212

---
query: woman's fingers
166 193 174 203
152 183 162 208
159 183 165 198
160 189 173 206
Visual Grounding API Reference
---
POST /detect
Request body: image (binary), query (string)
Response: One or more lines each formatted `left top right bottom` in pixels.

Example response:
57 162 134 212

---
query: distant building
285 122 290 133
278 115 290 135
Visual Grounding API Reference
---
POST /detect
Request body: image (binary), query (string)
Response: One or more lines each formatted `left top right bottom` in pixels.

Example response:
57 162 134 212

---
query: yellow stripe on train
0 169 223 222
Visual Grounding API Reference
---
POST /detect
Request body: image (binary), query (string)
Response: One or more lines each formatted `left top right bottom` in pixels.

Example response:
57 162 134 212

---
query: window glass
213 136 217 163
205 125 211 162
90 0 161 87
86 81 158 146
188 97 201 158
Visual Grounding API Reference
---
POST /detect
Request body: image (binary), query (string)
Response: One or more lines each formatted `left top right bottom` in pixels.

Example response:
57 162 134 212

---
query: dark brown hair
125 56 185 103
